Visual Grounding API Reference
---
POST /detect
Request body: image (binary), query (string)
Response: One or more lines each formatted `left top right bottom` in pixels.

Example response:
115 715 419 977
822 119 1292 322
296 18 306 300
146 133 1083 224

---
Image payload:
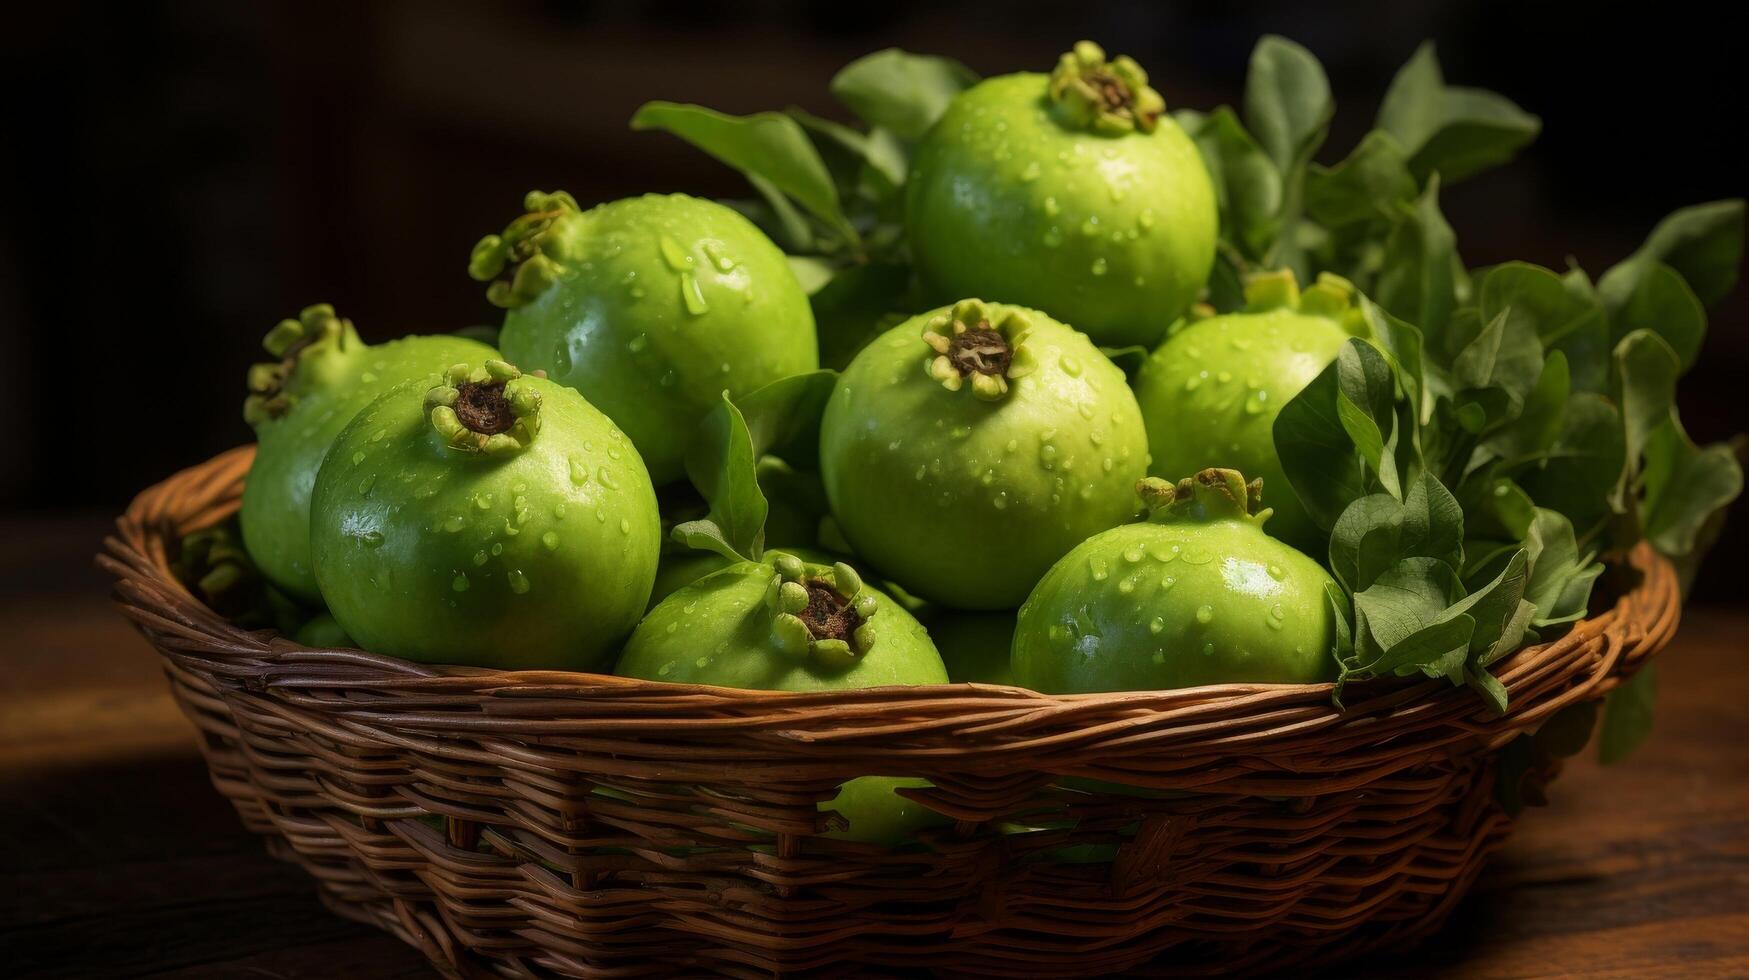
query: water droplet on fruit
680 272 709 316
350 450 365 465
598 468 621 490
658 235 693 271
1089 557 1109 581
1216 370 1233 384
702 241 736 272
1123 546 1144 564
473 493 492 511
1195 605 1214 624
452 573 470 592
628 334 649 353
569 459 590 486
657 662 673 677
992 491 1009 510
473 550 488 566
1202 641 1215 656
1005 438 1019 453
1043 196 1060 216
357 474 376 495
1060 355 1083 377
442 515 465 533
507 569 530 594
1080 217 1100 237
541 531 560 551
618 517 632 535
1042 227 1063 248
1183 546 1214 565
1090 258 1108 276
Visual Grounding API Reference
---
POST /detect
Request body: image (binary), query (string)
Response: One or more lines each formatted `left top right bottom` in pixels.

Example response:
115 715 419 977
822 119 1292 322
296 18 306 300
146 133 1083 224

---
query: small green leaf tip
921 299 1039 401
1140 468 1272 525
469 190 583 309
1048 40 1166 135
763 552 879 667
243 303 360 427
425 360 543 456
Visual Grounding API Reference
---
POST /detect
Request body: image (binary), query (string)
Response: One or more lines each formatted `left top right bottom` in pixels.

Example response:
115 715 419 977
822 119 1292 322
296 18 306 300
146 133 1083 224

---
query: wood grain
2 517 1744 977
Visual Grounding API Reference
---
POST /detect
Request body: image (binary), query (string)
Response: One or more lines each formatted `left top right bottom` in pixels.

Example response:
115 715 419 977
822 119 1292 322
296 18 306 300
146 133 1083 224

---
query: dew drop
1090 258 1108 277
452 573 470 592
569 458 590 486
702 241 736 271
507 569 531 594
1149 616 1166 636
442 514 466 533
1043 196 1060 216
657 662 673 677
1042 227 1063 248
357 474 376 495
350 451 365 465
1152 649 1167 664
491 542 503 555
1267 563 1286 581
992 491 1009 510
628 334 649 353
542 531 561 551
1162 575 1177 590
1089 557 1109 581
658 235 693 271
1195 605 1214 624
1059 355 1083 377
473 493 492 511
473 550 489 566
680 272 709 316
1183 546 1214 565
1122 545 1144 563
598 468 621 490
1118 575 1138 595
1202 641 1216 656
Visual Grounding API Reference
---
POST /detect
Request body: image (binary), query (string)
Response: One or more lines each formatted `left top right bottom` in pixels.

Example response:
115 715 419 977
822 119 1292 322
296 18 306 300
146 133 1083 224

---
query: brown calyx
948 323 1014 377
454 381 515 435
800 580 862 641
1092 71 1132 111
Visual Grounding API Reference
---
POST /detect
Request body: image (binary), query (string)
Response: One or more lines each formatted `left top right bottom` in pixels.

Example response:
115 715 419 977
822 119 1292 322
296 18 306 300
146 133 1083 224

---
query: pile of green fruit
184 37 1743 843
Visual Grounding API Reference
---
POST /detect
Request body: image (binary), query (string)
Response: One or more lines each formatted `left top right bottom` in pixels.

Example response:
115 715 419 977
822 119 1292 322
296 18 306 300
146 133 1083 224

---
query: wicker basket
101 446 1681 978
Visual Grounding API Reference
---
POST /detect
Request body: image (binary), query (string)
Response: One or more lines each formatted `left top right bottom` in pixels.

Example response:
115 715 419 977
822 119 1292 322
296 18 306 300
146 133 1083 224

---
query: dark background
1 0 1742 601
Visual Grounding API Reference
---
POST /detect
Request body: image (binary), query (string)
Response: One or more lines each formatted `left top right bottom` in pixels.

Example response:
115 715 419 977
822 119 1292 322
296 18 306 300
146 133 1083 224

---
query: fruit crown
1138 468 1274 527
243 303 363 427
921 299 1040 402
468 190 583 309
764 553 880 670
1048 40 1166 135
424 360 544 456
1189 268 1369 335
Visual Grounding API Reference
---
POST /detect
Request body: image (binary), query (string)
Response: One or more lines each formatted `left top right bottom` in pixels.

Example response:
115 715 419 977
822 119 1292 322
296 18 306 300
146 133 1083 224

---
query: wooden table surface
3 515 1746 979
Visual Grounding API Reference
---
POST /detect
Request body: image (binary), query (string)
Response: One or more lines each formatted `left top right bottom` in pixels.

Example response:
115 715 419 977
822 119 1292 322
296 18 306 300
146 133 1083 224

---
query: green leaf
631 101 859 248
1377 42 1540 184
1274 353 1367 532
1478 261 1608 349
1554 268 1613 394
1536 700 1599 758
1598 200 1745 310
1335 340 1402 497
682 393 769 561
1179 107 1283 259
1452 308 1544 424
1614 330 1682 482
1243 35 1334 175
1599 665 1657 764
1522 508 1604 629
1484 350 1568 462
669 519 752 565
1354 557 1467 654
786 255 838 295
1600 261 1707 370
1376 177 1460 339
1328 471 1464 596
809 261 912 370
1305 130 1419 229
735 370 839 471
1514 394 1626 532
1640 417 1744 557
829 48 979 140
786 106 907 191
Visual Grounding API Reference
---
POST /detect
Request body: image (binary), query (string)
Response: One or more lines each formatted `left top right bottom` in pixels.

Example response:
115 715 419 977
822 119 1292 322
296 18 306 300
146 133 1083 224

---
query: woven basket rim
100 445 1680 779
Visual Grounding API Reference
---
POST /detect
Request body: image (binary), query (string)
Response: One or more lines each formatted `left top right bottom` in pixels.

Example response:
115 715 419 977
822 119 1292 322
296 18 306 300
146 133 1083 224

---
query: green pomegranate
1013 469 1339 693
819 299 1150 610
906 41 1218 348
616 553 951 844
469 191 818 485
292 611 354 649
1133 270 1366 550
240 304 496 601
310 360 661 670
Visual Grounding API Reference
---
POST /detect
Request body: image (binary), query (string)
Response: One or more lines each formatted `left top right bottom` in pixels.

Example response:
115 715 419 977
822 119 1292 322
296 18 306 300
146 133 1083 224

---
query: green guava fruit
310 360 661 670
1132 270 1366 550
469 191 818 485
616 552 951 844
1013 469 1339 693
240 304 496 601
819 299 1150 610
905 41 1218 348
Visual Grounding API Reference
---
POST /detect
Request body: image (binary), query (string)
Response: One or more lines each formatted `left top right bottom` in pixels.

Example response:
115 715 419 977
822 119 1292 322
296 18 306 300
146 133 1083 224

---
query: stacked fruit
187 39 1743 843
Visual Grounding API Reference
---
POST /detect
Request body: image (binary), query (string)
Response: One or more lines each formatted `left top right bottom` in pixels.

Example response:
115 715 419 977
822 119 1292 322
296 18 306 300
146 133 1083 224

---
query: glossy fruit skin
926 611 1017 686
293 611 353 648
616 554 950 844
483 192 817 485
242 331 495 602
1133 307 1353 551
1013 470 1338 693
906 73 1217 349
309 368 660 671
819 300 1150 610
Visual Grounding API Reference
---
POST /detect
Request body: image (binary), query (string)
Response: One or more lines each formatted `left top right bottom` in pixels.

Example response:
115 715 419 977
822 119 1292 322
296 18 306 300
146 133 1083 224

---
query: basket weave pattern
101 447 1682 978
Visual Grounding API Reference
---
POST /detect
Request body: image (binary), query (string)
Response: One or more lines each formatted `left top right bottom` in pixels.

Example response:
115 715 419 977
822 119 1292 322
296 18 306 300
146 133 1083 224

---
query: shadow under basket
101 446 1681 979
